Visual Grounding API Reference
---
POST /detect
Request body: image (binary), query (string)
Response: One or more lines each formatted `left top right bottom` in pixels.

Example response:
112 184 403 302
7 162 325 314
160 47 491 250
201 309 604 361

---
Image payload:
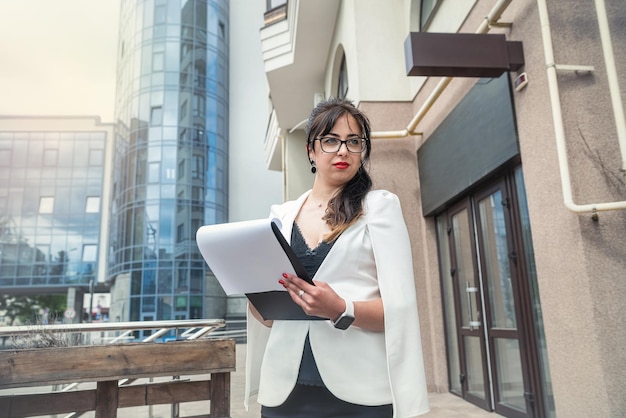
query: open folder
196 218 323 321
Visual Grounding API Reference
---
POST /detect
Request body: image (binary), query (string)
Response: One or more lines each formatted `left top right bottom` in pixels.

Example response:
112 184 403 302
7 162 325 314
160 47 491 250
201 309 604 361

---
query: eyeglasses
315 137 367 153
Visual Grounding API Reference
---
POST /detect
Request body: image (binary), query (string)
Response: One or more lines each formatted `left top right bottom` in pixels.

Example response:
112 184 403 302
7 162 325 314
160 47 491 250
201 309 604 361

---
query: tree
0 294 66 325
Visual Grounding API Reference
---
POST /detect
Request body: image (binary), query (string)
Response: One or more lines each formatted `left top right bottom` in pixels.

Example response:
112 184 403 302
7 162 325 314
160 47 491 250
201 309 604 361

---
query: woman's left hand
279 273 345 321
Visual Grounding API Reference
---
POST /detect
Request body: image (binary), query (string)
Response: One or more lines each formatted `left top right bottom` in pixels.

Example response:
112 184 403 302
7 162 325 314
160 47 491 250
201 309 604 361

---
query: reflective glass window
192 155 204 179
337 54 348 99
86 196 100 213
82 245 98 262
153 51 164 72
149 162 160 183
89 149 104 166
267 0 287 10
420 0 442 30
177 223 184 242
39 197 54 214
43 148 58 166
150 106 163 125
0 149 11 165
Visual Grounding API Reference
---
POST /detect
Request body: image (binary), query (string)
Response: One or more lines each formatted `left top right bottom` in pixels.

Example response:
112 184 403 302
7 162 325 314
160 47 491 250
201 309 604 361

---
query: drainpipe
372 0 513 139
537 0 626 214
594 0 626 176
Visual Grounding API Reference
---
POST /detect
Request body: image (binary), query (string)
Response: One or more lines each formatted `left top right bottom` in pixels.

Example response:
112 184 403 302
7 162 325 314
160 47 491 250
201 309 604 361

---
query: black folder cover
245 222 324 321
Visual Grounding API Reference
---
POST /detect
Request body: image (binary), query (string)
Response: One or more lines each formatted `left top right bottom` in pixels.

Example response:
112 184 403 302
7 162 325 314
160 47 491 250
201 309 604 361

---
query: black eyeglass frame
314 137 368 154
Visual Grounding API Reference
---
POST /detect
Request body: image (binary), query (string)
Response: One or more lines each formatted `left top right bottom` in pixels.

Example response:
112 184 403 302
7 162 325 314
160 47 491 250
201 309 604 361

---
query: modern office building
0 116 115 318
259 0 625 417
107 0 231 327
0 0 283 328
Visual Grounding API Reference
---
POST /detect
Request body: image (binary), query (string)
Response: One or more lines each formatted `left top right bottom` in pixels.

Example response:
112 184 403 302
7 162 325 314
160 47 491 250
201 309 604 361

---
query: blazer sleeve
366 190 430 417
244 191 310 410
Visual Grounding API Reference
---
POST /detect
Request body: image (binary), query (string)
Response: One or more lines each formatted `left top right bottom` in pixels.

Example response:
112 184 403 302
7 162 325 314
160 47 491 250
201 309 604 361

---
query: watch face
334 315 355 330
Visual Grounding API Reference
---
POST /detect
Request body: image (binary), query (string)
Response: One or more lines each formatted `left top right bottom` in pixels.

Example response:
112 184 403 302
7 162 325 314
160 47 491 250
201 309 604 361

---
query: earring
310 160 317 174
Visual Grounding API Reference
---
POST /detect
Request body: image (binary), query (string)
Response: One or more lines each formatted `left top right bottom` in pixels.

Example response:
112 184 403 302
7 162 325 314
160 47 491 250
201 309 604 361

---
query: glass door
475 183 531 418
448 201 491 410
442 176 540 418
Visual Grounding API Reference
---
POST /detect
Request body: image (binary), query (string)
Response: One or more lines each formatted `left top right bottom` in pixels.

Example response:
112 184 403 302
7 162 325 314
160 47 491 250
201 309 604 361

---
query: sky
0 1 120 122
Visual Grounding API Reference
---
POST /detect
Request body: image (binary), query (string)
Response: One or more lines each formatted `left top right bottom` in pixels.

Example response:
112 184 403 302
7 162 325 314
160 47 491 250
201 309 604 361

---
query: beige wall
506 0 626 416
360 0 626 414
365 0 626 415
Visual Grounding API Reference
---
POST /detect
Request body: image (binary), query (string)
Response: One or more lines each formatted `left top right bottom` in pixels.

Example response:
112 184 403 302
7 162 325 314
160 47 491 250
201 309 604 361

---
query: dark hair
305 97 373 241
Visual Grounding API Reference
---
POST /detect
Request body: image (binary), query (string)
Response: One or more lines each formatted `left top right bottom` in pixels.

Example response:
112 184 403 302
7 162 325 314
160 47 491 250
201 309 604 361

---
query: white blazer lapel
270 190 310 244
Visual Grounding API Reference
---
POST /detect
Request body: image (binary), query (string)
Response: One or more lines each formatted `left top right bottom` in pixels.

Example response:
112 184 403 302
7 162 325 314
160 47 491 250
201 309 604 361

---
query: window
153 52 164 72
180 99 188 121
191 219 202 236
266 0 286 11
178 159 185 179
177 223 185 243
39 197 54 214
149 162 160 183
85 196 100 213
82 245 98 262
150 106 163 125
179 128 189 144
193 127 204 143
43 149 58 166
89 149 104 166
154 4 167 23
192 155 204 179
177 190 185 212
0 149 10 166
420 0 442 30
193 94 206 117
191 186 202 201
181 42 192 59
337 54 348 99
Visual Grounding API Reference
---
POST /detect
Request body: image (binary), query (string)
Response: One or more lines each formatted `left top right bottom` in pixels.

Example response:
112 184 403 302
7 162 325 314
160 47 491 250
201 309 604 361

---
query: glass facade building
0 117 113 294
109 0 229 323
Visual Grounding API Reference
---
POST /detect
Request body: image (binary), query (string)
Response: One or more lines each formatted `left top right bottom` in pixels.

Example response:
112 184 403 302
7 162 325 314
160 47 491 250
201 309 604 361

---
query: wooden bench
0 338 235 418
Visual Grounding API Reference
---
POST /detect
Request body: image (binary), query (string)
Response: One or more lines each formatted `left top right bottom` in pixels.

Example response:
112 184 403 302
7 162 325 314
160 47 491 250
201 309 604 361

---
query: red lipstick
334 162 349 169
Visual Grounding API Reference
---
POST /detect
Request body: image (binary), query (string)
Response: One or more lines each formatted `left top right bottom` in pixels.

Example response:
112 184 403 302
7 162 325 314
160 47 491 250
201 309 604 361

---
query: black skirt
261 383 393 418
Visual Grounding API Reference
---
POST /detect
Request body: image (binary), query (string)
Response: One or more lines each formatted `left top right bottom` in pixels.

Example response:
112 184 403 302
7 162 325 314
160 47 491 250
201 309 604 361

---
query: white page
195 218 295 295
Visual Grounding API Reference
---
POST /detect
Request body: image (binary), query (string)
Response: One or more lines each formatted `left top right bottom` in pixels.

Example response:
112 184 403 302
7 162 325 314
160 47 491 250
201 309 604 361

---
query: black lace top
291 223 335 386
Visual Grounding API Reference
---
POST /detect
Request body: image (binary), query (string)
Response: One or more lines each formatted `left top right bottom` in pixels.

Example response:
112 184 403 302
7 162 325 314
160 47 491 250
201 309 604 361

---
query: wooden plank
0 338 235 389
119 380 211 407
0 398 11 418
2 379 215 416
210 372 231 418
95 380 118 418
4 391 93 417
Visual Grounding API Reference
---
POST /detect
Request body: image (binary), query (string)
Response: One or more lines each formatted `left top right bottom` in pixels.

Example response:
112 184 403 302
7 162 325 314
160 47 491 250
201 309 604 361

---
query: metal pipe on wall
537 0 626 213
594 0 626 175
371 0 513 139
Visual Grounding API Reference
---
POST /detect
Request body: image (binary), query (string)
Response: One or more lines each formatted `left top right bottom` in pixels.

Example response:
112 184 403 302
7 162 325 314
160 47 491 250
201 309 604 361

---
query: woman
245 98 429 417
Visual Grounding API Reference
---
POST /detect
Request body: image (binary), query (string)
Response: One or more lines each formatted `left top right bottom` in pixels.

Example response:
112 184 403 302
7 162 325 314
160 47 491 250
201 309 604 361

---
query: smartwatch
332 298 355 330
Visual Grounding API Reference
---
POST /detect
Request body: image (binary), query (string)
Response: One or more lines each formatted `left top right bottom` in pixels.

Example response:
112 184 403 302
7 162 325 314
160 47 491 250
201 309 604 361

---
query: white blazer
245 189 429 418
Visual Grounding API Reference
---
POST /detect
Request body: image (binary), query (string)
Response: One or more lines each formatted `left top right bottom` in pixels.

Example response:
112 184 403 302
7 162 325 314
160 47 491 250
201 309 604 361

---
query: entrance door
443 175 541 418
